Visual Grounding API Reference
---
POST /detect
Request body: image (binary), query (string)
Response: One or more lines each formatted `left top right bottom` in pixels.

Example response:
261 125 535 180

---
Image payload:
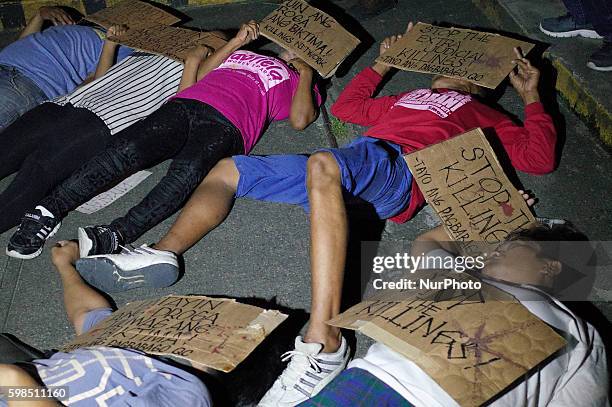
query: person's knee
307 152 341 190
205 158 240 192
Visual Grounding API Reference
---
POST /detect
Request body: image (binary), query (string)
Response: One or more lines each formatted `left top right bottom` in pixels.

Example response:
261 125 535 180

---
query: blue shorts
234 137 412 219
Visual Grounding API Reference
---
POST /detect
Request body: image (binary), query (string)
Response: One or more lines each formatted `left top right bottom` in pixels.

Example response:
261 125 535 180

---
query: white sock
35 205 55 219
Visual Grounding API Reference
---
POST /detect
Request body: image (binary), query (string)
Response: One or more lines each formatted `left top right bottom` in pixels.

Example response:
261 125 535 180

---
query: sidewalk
473 0 611 146
0 0 611 404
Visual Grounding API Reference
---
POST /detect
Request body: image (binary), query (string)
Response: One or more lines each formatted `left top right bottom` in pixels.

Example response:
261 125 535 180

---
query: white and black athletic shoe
258 336 350 406
6 206 61 259
78 225 124 258
539 14 603 39
587 41 612 72
76 244 180 292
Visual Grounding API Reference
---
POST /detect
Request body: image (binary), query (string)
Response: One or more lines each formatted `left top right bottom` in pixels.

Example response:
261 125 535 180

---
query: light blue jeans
0 64 46 131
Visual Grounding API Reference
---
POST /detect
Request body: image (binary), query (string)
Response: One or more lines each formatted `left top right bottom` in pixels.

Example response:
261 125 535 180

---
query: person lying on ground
302 221 609 407
7 20 321 260
0 240 212 407
70 22 558 406
0 24 199 241
0 6 132 130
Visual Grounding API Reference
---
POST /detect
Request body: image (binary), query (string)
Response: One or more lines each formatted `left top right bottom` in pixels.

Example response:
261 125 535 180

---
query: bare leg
155 158 240 254
303 152 345 352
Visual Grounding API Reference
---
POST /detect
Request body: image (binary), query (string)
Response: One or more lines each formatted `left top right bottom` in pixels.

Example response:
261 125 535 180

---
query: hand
51 240 80 267
186 44 212 63
106 24 128 41
373 22 413 76
379 22 413 57
509 47 540 104
233 20 259 47
38 6 74 26
518 190 536 207
288 58 312 76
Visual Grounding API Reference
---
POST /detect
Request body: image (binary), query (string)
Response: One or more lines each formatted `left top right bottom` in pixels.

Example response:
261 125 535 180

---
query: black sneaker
587 41 612 72
78 225 124 258
7 206 61 259
540 14 603 39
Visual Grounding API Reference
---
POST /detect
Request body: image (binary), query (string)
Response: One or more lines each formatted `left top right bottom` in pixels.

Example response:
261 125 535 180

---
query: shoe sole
539 24 603 39
6 222 61 260
587 62 612 71
76 257 179 293
78 227 94 258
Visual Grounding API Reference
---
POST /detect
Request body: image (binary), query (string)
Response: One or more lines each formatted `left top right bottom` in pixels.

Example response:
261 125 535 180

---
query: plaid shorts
298 367 413 407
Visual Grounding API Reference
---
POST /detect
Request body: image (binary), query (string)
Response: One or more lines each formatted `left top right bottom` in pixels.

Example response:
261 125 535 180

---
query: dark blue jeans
41 98 244 243
0 65 46 131
563 0 612 40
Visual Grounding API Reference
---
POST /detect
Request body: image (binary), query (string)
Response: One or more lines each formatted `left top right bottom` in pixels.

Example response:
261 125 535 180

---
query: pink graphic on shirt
393 89 472 118
219 50 290 91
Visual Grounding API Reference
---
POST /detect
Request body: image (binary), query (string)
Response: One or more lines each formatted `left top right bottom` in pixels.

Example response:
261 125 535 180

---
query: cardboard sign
328 271 566 406
404 128 536 254
60 296 287 372
260 0 360 78
377 22 535 88
84 0 180 30
109 24 228 62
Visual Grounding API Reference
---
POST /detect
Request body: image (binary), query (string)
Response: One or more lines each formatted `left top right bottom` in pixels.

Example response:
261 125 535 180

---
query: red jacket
330 67 557 223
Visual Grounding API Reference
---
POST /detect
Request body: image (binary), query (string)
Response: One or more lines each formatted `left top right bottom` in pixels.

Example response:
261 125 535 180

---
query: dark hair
504 221 588 261
506 221 588 244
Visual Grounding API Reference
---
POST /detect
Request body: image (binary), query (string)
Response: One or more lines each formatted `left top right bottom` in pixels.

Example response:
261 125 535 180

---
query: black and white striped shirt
54 52 183 134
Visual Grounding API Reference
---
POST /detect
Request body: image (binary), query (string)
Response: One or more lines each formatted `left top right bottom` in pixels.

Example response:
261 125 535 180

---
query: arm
547 330 609 406
92 25 127 80
493 48 556 174
51 241 111 336
77 72 95 87
330 25 413 126
195 20 260 82
19 6 74 39
178 46 211 92
287 59 318 130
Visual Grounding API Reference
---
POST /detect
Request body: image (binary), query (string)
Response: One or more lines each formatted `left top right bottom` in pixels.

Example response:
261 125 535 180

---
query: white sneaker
75 244 180 293
258 336 350 406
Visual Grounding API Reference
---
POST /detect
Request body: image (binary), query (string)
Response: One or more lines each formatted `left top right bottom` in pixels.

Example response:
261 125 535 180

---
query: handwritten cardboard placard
377 22 535 88
328 270 566 406
84 0 180 30
260 0 360 78
60 295 287 372
109 24 228 62
404 128 536 254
